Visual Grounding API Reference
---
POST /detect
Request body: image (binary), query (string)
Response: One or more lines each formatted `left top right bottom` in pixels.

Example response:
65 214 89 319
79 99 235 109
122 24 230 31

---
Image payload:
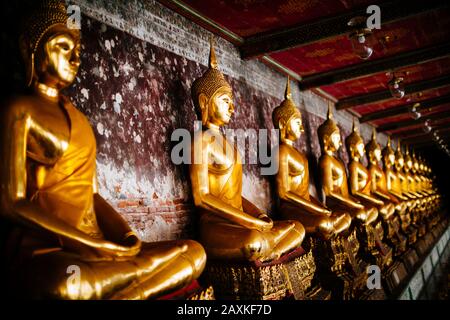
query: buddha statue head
366 128 382 166
404 145 413 174
345 118 364 162
382 136 396 169
19 0 81 91
318 103 341 155
191 37 234 128
412 150 420 174
394 140 405 172
272 76 304 144
418 156 425 174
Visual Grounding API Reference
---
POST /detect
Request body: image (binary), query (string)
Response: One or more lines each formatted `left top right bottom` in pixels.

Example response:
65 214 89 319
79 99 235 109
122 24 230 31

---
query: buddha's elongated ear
198 93 209 126
278 120 286 140
19 37 35 87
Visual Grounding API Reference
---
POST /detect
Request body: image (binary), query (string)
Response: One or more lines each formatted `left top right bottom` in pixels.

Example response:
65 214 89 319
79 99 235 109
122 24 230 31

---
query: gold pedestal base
386 217 408 257
414 237 428 257
359 288 386 300
313 229 368 300
188 286 215 300
383 260 408 294
357 222 393 270
418 224 427 238
158 281 215 300
401 248 420 273
204 247 316 300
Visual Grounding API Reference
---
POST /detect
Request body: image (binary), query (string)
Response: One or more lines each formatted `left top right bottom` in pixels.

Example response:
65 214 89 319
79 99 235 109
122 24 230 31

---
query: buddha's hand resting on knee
66 233 142 262
256 214 274 232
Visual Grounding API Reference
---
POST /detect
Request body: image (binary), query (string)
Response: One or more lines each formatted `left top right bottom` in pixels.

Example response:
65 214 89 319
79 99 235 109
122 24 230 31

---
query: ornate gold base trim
312 230 369 299
356 222 393 270
157 281 215 300
188 286 215 300
204 247 316 300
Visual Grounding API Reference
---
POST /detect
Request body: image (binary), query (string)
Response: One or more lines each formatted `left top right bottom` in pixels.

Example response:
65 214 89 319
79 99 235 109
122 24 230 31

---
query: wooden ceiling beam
300 42 450 90
403 129 450 144
336 74 450 110
396 125 450 139
359 94 450 123
240 0 449 59
378 109 450 132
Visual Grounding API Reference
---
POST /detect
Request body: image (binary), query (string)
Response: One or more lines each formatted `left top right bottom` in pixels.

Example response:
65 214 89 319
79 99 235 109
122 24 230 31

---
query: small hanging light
388 73 405 99
432 131 440 141
423 118 432 133
348 16 373 60
409 103 421 120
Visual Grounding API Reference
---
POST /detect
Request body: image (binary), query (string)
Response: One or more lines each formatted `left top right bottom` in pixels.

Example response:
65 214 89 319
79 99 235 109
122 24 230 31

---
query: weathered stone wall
2 0 391 242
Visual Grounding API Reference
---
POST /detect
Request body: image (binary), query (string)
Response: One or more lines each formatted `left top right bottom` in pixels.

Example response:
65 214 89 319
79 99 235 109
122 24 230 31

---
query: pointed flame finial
209 36 218 69
397 139 402 152
372 127 377 141
352 117 358 132
285 75 292 100
327 101 333 119
387 135 391 147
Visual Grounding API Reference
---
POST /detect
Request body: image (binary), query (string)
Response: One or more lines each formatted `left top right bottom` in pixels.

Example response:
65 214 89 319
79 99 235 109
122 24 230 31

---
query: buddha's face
405 156 413 171
372 147 382 162
384 151 395 168
413 160 419 172
395 154 404 171
329 131 341 152
208 90 234 126
37 28 81 88
355 141 365 158
286 115 303 141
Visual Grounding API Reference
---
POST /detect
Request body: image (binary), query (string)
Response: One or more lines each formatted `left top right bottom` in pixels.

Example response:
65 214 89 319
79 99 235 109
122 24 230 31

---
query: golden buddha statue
345 123 382 219
273 77 351 240
345 122 392 268
382 137 408 207
317 106 375 299
412 151 441 232
418 158 442 228
382 137 409 238
394 142 418 201
394 142 419 242
404 147 423 199
189 39 304 263
365 130 398 217
365 131 406 257
404 147 427 233
0 0 206 300
318 107 376 226
411 150 429 199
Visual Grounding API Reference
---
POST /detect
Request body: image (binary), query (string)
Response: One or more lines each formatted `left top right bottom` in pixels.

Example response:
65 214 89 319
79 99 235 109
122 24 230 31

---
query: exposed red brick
173 198 185 204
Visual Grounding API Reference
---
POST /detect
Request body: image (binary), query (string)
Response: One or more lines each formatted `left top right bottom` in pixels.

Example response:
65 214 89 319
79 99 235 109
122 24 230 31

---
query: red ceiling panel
269 8 450 76
179 0 375 37
161 0 450 141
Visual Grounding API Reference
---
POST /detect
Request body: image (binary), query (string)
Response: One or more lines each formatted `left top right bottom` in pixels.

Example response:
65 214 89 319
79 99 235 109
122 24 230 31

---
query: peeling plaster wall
3 0 391 242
